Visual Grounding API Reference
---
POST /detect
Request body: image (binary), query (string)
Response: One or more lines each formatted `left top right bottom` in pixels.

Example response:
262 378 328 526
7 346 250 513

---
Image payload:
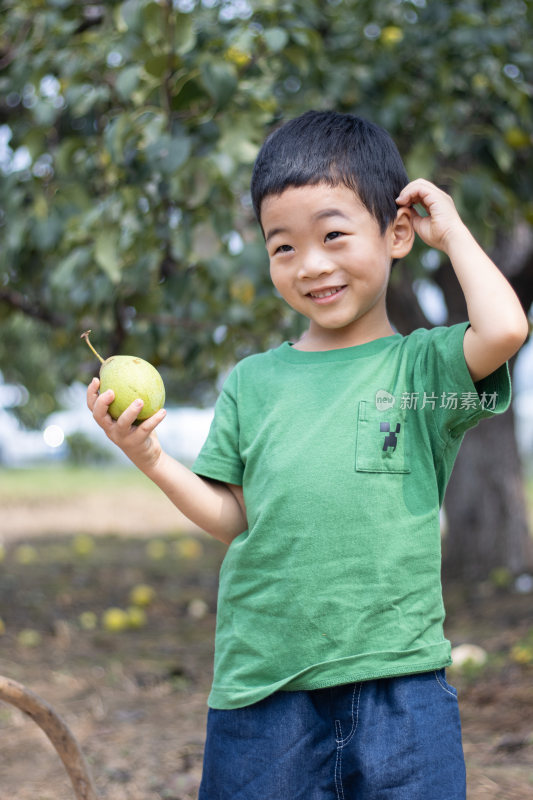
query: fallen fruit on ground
129 584 156 607
174 537 203 560
127 606 147 629
102 607 130 632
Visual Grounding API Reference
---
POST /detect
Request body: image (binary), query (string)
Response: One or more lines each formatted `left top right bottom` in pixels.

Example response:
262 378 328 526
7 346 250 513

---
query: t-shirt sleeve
417 321 512 442
192 366 244 486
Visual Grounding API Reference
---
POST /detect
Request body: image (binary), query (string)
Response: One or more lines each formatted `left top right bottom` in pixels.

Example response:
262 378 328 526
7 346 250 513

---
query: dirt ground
1 480 532 799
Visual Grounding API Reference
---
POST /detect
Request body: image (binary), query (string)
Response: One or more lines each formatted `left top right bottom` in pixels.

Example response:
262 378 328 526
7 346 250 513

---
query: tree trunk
442 399 533 581
387 251 533 583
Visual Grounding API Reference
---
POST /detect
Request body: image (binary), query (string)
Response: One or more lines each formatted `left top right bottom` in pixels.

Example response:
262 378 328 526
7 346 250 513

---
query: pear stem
81 330 105 364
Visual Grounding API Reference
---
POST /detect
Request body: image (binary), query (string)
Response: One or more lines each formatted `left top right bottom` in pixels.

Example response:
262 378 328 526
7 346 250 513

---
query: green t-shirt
193 322 511 710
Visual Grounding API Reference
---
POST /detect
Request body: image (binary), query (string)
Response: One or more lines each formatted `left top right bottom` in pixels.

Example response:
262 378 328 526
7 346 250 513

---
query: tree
1 0 532 577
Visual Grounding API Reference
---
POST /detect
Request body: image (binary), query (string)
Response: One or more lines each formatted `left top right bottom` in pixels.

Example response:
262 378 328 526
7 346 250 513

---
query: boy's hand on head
87 377 165 469
396 179 467 254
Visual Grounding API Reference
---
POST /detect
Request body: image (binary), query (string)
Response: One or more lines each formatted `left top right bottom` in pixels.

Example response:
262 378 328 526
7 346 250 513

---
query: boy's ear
390 207 415 259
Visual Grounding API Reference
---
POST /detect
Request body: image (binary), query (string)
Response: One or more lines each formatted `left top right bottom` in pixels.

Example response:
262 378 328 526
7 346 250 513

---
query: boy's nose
297 253 335 281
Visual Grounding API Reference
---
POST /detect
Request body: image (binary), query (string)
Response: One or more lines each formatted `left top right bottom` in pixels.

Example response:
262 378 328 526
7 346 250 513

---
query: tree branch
0 675 100 800
0 288 67 327
74 5 106 36
162 0 176 129
135 312 206 330
0 19 33 70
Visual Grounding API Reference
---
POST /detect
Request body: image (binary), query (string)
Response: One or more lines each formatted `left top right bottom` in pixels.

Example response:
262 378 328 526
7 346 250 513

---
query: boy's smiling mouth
307 285 347 302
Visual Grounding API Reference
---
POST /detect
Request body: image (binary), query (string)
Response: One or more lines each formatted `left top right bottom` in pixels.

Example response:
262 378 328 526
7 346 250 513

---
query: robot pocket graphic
355 401 410 474
380 421 401 452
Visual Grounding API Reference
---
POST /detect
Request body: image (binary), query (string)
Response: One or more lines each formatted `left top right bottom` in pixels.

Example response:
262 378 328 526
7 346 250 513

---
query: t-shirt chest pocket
355 400 411 474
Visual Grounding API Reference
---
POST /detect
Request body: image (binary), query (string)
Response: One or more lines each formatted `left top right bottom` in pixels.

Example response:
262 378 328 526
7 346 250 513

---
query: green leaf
175 13 196 55
119 0 144 34
218 128 259 164
50 247 92 293
144 133 191 174
192 222 221 260
31 213 63 252
94 230 122 283
263 27 290 52
200 61 238 108
171 77 209 110
405 142 436 179
142 2 165 47
490 139 514 173
22 128 47 158
144 54 172 79
115 65 141 100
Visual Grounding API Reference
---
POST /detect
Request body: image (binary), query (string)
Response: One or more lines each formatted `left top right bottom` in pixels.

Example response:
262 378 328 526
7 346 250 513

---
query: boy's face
261 183 412 349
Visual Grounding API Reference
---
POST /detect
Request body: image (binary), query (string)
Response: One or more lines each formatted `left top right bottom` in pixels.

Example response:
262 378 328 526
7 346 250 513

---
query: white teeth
309 287 343 298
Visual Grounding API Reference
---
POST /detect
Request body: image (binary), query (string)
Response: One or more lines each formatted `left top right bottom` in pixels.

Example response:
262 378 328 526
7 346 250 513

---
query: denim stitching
334 721 345 800
336 683 361 747
434 670 457 697
334 683 362 800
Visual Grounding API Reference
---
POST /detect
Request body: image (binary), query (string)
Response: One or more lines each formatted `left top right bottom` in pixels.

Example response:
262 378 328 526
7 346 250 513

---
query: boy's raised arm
87 378 247 545
396 178 529 383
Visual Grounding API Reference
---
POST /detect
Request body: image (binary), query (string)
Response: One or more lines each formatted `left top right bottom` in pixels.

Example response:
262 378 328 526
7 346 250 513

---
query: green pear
81 330 165 421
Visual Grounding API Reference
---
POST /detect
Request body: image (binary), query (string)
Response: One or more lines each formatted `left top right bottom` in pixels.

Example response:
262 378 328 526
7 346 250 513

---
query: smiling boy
263 181 407 349
88 110 528 798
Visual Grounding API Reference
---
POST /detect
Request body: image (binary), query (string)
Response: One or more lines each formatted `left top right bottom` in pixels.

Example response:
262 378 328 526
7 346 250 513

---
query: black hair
251 110 408 234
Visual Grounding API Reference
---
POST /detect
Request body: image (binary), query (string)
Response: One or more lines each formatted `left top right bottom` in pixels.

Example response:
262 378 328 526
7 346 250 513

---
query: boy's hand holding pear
83 330 166 472
86 377 165 470
83 330 246 544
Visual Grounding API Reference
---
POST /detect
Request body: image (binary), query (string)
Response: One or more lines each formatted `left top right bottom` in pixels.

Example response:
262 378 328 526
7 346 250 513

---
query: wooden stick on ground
0 675 100 800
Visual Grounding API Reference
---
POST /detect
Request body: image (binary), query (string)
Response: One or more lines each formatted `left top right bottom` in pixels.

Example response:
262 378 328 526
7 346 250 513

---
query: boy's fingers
86 377 100 411
117 405 167 435
89 383 166 441
397 187 425 207
136 408 167 436
398 179 454 214
115 399 146 431
396 178 435 206
92 389 115 425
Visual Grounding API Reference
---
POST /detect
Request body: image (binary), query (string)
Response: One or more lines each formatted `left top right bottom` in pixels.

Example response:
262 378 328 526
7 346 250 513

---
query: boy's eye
274 244 293 254
325 231 344 242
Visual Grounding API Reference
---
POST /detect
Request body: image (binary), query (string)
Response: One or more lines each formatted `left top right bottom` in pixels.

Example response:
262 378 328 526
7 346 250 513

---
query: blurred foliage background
2 0 533 579
1 10 533 795
1 0 532 428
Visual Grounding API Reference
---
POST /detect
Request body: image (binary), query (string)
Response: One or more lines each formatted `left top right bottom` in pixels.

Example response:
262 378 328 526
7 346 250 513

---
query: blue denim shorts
199 670 466 800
